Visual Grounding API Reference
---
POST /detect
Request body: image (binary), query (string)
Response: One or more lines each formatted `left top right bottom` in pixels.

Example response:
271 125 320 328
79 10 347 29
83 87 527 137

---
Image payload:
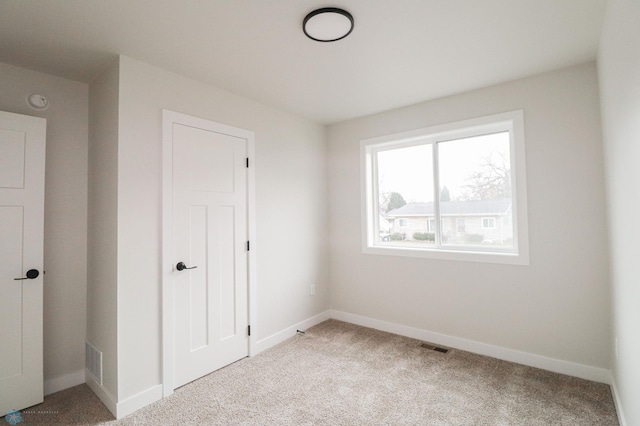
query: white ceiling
0 1 608 124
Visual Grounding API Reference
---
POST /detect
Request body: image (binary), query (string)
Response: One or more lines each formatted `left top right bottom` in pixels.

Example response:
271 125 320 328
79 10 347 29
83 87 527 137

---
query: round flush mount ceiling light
303 7 354 42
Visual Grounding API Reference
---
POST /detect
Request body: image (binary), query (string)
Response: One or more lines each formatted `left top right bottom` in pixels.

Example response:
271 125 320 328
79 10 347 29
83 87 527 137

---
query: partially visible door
0 111 46 415
168 114 250 389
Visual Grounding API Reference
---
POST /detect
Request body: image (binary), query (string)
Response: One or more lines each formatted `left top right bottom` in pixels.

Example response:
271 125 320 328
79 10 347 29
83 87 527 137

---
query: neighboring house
385 198 513 245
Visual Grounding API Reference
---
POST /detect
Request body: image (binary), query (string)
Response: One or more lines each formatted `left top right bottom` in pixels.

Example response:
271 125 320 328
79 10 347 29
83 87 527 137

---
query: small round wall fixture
303 7 354 42
26 93 49 110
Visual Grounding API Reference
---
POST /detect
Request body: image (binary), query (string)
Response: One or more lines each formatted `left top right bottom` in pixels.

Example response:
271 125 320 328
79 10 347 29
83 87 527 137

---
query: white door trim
161 110 256 397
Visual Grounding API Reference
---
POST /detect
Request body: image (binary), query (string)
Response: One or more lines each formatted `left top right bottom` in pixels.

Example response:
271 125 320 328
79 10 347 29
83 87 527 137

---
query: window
361 111 529 265
482 217 496 229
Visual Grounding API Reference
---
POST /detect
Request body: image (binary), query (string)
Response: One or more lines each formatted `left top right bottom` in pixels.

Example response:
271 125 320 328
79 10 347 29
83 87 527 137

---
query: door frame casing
161 110 256 397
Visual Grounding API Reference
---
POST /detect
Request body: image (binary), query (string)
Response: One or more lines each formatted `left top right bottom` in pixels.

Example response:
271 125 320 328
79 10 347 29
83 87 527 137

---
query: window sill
362 244 529 265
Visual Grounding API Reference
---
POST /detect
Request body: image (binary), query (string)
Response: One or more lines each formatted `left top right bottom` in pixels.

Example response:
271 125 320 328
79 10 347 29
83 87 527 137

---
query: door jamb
161 110 256 397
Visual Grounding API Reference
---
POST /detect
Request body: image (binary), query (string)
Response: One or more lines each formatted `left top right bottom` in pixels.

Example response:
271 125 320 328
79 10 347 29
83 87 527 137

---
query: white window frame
398 218 408 228
360 110 529 265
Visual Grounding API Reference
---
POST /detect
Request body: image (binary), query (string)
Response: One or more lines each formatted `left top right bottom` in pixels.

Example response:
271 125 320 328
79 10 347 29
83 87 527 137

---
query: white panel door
171 118 249 388
0 111 46 415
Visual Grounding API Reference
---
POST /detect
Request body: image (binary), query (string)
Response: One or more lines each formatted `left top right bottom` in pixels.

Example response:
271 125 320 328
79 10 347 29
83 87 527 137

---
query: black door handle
14 269 40 280
176 262 197 271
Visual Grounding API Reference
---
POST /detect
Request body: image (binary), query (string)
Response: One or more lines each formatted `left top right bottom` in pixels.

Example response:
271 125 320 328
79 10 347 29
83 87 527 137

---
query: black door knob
176 262 197 271
14 269 40 280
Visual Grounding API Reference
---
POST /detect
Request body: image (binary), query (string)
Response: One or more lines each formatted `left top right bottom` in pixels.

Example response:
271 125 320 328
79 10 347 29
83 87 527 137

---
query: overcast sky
377 132 510 203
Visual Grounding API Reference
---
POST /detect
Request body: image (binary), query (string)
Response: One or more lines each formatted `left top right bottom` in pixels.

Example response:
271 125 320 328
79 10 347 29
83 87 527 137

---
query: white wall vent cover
85 340 103 386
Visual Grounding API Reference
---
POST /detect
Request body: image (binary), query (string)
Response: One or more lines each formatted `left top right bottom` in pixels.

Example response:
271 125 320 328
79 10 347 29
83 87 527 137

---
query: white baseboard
252 310 331 356
85 371 117 418
44 369 85 395
85 371 162 419
330 309 611 384
115 384 163 419
609 373 627 426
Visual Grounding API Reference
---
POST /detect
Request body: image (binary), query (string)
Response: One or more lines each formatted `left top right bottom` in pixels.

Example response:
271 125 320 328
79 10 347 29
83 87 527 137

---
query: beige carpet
12 320 618 425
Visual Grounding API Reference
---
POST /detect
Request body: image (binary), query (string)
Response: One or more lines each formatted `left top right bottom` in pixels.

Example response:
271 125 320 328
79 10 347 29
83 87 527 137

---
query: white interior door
169 115 250 389
0 111 46 415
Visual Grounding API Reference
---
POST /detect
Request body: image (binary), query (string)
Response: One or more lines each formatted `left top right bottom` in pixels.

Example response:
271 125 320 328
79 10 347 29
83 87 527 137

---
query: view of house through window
363 111 528 263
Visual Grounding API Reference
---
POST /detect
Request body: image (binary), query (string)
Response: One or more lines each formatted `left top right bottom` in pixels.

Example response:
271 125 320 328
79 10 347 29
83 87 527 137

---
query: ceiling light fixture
303 7 354 42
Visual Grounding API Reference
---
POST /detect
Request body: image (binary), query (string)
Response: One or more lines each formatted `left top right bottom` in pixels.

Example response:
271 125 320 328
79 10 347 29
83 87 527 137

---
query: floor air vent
420 342 450 354
85 340 103 385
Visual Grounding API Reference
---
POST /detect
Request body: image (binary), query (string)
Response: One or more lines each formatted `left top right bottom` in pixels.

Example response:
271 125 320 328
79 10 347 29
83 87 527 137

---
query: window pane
376 144 434 245
438 132 513 248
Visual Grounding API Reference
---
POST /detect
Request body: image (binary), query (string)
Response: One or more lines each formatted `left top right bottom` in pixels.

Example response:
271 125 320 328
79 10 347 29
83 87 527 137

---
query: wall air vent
85 340 103 385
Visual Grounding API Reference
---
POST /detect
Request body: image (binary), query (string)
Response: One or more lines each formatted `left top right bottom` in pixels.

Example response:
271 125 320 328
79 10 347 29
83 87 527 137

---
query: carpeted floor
12 320 618 425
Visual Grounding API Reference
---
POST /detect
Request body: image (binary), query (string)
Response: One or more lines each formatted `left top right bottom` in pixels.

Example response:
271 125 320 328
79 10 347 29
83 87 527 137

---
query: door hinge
247 241 250 251
246 157 249 168
248 325 251 336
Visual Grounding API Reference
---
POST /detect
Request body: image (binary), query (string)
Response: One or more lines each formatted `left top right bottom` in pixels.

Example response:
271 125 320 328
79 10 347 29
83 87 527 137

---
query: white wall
0 62 88 394
328 62 611 370
87 58 120 400
102 56 329 402
598 0 640 423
